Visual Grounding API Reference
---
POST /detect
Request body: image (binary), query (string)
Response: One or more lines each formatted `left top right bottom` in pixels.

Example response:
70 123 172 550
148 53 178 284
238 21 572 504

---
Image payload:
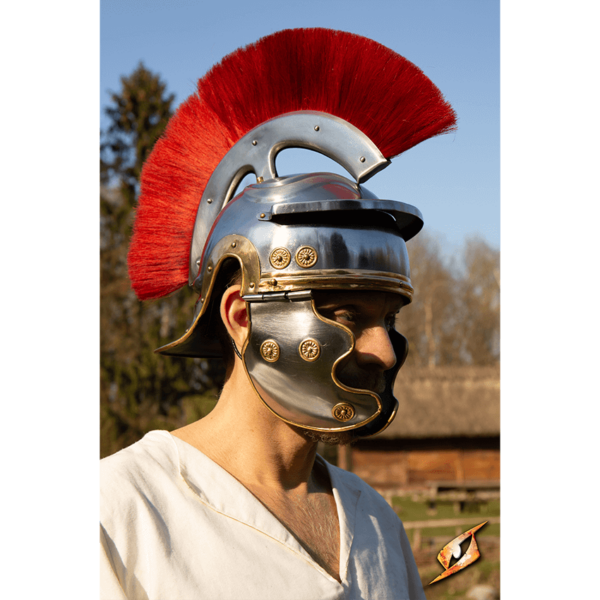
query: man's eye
336 311 356 323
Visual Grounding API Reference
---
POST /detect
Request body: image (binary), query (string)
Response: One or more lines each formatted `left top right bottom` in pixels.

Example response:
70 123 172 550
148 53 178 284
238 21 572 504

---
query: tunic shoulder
100 431 181 528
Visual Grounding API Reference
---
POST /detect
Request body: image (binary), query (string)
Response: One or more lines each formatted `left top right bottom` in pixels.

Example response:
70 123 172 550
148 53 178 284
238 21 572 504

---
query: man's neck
171 365 319 493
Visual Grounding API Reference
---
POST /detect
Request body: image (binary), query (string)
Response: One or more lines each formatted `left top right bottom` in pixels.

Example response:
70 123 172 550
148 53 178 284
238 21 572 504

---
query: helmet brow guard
127 28 456 436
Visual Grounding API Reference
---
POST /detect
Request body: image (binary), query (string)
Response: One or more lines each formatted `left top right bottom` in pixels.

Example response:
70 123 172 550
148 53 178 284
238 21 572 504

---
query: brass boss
260 340 280 362
295 246 318 268
299 339 321 361
269 247 291 269
332 403 356 422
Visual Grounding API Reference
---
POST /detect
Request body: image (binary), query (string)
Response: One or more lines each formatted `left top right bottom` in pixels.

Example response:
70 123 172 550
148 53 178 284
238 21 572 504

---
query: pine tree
101 62 174 206
100 64 220 458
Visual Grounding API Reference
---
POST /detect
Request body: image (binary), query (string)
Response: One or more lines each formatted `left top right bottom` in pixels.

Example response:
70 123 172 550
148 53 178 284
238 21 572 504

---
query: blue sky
101 0 500 253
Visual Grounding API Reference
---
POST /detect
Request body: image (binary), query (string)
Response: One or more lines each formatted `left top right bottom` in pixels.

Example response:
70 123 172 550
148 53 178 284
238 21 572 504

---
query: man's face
313 290 405 395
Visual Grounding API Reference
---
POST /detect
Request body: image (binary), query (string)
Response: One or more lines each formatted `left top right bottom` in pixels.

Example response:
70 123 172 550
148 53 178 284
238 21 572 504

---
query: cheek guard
242 291 408 434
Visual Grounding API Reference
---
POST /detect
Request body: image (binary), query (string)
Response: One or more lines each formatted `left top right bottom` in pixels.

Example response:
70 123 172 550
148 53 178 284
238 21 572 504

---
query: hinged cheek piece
241 290 409 433
127 28 456 437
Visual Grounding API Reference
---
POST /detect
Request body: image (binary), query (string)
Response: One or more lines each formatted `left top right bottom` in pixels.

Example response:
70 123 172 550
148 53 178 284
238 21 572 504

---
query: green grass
392 497 500 543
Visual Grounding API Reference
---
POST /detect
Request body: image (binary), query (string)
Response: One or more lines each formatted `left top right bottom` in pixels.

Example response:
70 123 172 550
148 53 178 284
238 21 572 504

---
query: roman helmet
128 28 456 437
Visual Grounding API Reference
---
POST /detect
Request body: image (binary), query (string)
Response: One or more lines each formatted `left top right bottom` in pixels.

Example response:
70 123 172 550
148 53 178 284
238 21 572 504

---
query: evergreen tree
101 62 175 206
100 64 220 458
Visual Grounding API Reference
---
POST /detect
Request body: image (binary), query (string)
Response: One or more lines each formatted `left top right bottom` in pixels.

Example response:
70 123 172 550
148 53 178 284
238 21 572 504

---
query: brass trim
375 399 399 435
260 339 280 362
299 338 321 361
295 246 318 268
257 269 414 300
332 402 356 422
269 247 291 269
261 268 411 284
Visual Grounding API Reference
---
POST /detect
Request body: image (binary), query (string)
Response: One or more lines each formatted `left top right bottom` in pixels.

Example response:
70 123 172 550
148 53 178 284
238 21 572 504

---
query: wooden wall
347 437 500 489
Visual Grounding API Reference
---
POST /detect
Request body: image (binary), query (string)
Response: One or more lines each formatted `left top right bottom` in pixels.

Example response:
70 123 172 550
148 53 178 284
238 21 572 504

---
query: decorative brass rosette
269 247 291 269
295 246 318 268
299 338 321 361
332 402 355 422
260 340 280 362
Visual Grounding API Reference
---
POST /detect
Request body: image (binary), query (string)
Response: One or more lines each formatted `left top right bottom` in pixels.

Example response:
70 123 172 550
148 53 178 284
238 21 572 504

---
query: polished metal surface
189 111 391 282
264 197 423 241
239 292 409 434
243 295 382 430
191 173 421 299
160 173 421 359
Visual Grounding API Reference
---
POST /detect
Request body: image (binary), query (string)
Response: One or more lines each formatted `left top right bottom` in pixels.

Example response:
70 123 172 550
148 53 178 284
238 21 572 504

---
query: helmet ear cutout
156 253 245 359
206 257 244 365
156 233 261 358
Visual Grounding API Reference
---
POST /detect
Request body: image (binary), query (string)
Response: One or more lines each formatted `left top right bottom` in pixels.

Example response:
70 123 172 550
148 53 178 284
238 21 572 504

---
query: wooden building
340 366 500 494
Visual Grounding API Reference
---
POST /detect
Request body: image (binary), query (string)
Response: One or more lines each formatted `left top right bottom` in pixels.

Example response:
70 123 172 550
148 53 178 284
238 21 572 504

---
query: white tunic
100 431 425 600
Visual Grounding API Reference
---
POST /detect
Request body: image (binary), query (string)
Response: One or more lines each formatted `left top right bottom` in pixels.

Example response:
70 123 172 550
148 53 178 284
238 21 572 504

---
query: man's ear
220 285 248 347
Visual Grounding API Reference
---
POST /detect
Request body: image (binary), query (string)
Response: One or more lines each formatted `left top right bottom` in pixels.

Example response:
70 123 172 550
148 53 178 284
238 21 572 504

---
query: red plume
128 28 457 300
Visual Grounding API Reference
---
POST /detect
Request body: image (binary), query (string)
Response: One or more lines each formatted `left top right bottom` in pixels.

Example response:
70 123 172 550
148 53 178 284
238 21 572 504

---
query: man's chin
301 428 360 446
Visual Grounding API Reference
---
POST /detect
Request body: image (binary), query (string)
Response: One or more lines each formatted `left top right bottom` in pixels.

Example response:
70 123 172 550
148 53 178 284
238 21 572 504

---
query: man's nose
354 325 397 371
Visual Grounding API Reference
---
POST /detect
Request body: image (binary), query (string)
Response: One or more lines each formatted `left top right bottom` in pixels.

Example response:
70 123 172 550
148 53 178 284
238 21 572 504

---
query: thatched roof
375 365 500 439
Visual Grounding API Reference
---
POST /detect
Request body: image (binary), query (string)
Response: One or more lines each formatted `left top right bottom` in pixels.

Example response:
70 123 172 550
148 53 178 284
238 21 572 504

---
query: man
101 28 456 599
